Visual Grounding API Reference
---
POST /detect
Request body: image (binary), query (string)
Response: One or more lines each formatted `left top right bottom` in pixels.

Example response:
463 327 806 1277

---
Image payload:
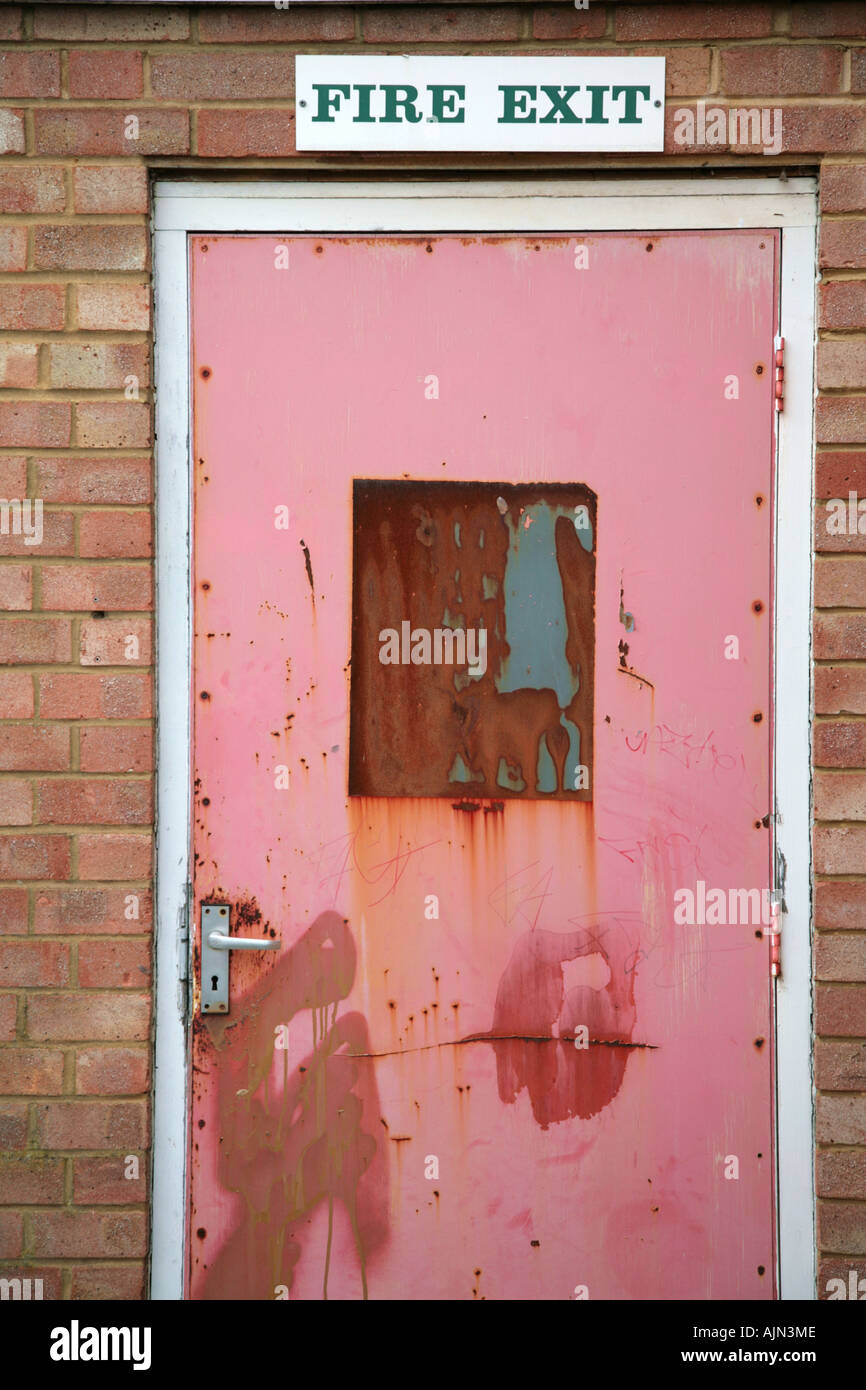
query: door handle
206 930 280 952
200 903 279 1015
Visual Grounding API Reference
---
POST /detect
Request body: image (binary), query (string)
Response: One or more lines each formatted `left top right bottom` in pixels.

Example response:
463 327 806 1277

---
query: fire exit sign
295 56 665 153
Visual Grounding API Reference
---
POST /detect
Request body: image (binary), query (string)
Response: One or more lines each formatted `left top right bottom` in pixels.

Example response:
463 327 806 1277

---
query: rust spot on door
349 480 596 799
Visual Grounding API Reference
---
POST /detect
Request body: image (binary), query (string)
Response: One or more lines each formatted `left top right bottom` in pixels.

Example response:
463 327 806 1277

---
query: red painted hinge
774 335 785 412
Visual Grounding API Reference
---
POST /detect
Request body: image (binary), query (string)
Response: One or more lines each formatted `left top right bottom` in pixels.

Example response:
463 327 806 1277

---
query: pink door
188 228 778 1300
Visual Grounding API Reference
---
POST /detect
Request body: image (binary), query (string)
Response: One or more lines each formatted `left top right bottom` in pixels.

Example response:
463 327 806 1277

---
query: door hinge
763 889 784 979
179 881 192 1024
774 335 785 412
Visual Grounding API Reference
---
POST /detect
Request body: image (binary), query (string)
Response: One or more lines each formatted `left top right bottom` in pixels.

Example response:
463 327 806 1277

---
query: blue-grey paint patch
442 608 464 630
497 757 526 793
574 505 594 553
482 574 499 600
536 733 558 794
560 714 582 791
496 502 581 707
454 521 462 549
448 752 482 784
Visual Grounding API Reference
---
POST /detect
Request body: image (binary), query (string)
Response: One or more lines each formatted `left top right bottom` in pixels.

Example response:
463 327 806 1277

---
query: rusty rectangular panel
350 480 595 799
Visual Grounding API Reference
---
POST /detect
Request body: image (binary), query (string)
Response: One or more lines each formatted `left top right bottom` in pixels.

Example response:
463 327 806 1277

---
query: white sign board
295 56 665 153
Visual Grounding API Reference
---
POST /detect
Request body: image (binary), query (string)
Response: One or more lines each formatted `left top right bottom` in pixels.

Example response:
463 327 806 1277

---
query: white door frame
151 176 817 1301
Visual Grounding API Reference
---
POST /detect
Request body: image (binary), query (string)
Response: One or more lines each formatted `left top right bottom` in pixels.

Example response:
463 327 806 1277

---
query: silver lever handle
200 903 279 1015
207 930 279 952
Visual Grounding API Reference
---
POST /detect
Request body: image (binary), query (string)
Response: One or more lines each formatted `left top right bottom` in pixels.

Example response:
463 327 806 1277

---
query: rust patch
349 480 596 799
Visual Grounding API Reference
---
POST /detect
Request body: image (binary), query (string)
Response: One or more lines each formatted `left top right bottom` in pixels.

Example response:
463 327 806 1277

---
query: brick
364 5 520 41
196 109 295 158
816 1039 866 1088
0 344 38 390
819 1201 866 1254
815 720 866 766
817 932 866 981
0 567 32 611
0 835 70 881
0 166 65 214
0 402 70 449
28 996 150 1044
34 224 147 273
34 107 189 157
0 10 21 41
78 834 152 882
817 1094 866 1143
38 779 152 828
818 397 866 445
200 6 353 41
37 455 151 505
73 165 147 216
0 619 70 664
0 284 64 331
0 994 16 1041
34 5 188 40
48 342 149 393
821 222 866 273
0 109 24 155
816 557 866 606
76 402 151 450
0 1155 64 1205
822 164 866 213
0 50 60 99
0 457 26 495
0 513 74 559
781 106 866 154
73 1154 147 1204
76 1046 149 1096
28 1210 147 1260
792 3 866 38
69 50 143 100
817 1151 866 1200
0 671 31 717
532 5 607 39
818 1256 866 1298
0 727 69 774
151 52 294 100
0 886 28 933
34 886 151 935
0 779 32 825
79 939 150 989
0 1264 61 1298
821 281 866 330
635 47 712 99
816 666 866 714
0 940 67 987
75 284 149 332
80 616 152 665
0 1045 64 1091
815 614 866 660
816 878 866 928
0 1102 27 1147
39 673 151 720
69 1264 145 1300
78 512 152 561
818 340 866 388
41 564 152 612
815 825 866 873
0 1210 23 1258
0 226 28 272
722 45 843 96
617 3 773 41
816 982 866 1033
79 727 152 775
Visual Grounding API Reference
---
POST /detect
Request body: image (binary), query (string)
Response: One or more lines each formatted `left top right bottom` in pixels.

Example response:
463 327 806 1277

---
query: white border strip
151 177 816 1301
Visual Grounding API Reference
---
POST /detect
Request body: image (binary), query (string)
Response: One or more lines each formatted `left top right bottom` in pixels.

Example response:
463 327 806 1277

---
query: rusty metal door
188 230 778 1300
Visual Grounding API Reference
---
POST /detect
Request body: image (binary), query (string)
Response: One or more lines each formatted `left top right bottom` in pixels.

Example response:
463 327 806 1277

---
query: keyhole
211 975 218 991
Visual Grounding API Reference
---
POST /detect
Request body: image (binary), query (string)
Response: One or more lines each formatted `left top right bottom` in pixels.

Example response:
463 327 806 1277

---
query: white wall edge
150 175 817 1302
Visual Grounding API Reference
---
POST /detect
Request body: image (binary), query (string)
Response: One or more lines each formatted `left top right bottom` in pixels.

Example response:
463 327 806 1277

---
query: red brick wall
0 0 864 1300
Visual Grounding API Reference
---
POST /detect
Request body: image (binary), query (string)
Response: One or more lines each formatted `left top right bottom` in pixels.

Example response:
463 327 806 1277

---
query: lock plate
201 902 231 1013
